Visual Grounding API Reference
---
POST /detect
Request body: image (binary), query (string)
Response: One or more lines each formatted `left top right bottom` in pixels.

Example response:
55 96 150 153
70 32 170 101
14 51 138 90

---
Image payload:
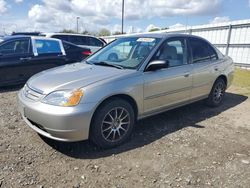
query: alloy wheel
101 107 130 142
213 82 225 103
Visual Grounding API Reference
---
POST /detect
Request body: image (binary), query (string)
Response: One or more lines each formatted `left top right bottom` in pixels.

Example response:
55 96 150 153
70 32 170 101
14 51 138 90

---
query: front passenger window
154 39 187 67
0 39 29 55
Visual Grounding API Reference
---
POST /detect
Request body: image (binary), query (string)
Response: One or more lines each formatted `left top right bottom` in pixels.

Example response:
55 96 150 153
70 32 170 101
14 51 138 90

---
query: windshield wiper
94 61 124 69
85 60 93 65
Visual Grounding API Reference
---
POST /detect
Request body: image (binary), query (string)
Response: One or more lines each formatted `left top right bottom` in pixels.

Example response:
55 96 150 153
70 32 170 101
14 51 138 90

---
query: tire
206 78 226 107
90 98 135 149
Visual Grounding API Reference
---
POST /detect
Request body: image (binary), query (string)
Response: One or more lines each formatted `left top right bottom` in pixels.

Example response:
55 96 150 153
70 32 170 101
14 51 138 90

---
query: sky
0 0 250 35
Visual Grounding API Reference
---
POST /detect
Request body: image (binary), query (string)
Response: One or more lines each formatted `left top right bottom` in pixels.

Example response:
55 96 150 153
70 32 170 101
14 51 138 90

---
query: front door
24 38 66 79
0 38 32 85
143 37 192 114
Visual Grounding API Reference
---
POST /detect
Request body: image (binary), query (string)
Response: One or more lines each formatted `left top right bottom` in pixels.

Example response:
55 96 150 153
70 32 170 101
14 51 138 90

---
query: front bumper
18 89 96 142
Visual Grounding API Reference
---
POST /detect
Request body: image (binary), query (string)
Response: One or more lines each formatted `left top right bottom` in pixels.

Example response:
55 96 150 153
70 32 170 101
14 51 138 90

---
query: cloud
28 4 53 23
43 0 72 12
210 16 230 24
15 0 23 3
3 0 225 33
169 23 185 29
0 0 7 14
148 0 223 17
127 26 143 34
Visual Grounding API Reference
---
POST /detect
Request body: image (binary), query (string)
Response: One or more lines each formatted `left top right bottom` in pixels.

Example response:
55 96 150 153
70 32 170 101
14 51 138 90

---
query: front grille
23 85 44 101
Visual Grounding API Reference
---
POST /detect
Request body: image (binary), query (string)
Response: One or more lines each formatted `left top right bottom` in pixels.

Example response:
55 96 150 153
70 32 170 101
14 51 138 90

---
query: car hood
27 63 132 94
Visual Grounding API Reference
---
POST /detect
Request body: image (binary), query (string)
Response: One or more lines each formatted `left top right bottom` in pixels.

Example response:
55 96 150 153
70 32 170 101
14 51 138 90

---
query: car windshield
86 37 161 69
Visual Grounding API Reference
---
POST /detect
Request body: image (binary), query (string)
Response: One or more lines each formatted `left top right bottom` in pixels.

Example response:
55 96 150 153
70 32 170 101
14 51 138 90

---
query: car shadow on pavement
41 92 248 159
0 85 23 93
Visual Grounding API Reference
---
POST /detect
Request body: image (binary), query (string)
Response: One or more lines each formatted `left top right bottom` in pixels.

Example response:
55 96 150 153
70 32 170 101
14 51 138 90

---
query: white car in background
42 33 106 53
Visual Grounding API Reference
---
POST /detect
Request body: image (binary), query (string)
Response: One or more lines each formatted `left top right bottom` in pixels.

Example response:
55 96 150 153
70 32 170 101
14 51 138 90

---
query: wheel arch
216 74 228 87
89 94 139 136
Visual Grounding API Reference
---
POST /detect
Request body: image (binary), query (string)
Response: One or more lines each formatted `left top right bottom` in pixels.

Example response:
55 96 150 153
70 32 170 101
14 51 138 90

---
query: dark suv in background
0 36 91 86
43 33 106 53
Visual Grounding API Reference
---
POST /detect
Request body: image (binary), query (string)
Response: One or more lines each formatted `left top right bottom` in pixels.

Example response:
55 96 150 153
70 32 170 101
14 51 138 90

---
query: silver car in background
18 34 234 148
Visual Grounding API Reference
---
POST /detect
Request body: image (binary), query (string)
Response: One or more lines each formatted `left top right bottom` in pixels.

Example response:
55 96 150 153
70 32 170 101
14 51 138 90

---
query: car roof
3 35 30 40
119 33 191 39
43 32 98 38
115 33 211 44
11 32 41 36
2 35 61 42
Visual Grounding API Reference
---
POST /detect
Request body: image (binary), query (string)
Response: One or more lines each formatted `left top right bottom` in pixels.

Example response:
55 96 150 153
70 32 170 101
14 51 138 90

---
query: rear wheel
90 98 135 149
206 78 226 107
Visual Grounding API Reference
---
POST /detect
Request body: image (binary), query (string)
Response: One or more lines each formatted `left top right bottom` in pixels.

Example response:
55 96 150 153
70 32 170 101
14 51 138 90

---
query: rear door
188 37 219 99
0 38 32 85
23 38 66 78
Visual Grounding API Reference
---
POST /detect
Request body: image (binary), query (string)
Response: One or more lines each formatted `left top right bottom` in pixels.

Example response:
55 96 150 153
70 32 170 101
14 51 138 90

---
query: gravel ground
0 86 250 188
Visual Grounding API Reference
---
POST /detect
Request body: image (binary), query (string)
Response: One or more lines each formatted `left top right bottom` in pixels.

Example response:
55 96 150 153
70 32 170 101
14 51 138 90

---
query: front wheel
90 98 135 149
206 78 226 107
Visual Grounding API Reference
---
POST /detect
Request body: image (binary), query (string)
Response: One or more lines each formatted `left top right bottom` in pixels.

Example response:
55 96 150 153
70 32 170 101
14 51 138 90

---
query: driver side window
0 39 30 55
153 38 187 67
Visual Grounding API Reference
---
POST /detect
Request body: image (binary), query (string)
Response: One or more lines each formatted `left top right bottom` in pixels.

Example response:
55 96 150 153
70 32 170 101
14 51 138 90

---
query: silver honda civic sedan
18 33 234 148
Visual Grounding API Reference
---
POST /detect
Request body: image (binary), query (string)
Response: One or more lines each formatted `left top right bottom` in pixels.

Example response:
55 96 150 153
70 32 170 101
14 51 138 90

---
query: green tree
82 30 90 35
59 29 76 33
112 31 127 35
149 28 160 32
98 28 111 36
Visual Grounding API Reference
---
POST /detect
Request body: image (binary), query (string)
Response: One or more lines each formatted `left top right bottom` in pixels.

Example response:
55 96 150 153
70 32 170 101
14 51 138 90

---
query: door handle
214 67 219 71
20 57 32 61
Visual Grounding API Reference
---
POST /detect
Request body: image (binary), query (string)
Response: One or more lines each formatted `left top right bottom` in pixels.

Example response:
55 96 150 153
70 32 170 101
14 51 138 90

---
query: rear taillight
82 50 92 56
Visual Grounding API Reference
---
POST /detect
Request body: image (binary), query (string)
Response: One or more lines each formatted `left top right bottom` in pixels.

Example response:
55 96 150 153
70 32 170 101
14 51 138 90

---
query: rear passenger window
35 39 62 54
69 36 87 45
88 37 103 47
207 45 218 61
190 38 217 63
52 35 69 42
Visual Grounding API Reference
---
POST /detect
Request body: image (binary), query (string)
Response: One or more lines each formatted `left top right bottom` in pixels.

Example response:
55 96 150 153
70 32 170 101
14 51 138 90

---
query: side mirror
146 60 169 71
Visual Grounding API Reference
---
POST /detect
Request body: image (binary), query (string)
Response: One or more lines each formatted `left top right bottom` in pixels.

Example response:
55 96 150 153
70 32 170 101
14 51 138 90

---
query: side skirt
138 95 208 120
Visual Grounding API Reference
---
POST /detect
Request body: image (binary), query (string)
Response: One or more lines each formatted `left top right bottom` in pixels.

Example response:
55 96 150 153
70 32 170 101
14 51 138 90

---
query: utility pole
122 0 124 34
76 17 80 33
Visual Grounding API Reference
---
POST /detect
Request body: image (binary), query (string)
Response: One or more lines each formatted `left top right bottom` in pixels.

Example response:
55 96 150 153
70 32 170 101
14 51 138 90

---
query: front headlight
42 89 84 107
